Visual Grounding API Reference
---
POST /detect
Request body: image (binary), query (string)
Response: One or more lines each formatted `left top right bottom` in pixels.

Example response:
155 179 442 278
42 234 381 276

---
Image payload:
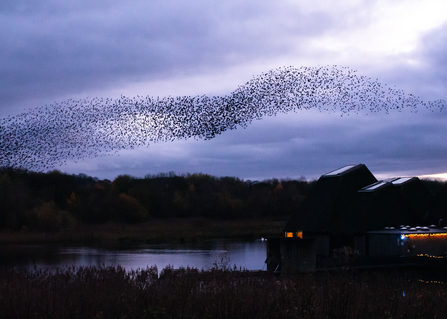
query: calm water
0 239 268 273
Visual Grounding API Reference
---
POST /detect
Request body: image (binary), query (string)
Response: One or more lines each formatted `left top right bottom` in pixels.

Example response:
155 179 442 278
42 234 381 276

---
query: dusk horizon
1 0 446 182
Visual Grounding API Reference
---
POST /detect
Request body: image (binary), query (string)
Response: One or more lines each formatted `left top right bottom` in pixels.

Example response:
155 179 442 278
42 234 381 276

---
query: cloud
1 0 446 180
360 21 447 102
1 0 380 115
54 105 446 181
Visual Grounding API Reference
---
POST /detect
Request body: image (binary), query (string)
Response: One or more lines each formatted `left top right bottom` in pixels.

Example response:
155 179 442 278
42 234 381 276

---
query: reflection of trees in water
0 245 83 271
0 241 267 274
1 65 445 170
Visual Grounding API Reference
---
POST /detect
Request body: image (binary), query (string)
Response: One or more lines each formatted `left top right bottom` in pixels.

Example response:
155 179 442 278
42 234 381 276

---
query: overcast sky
1 0 446 181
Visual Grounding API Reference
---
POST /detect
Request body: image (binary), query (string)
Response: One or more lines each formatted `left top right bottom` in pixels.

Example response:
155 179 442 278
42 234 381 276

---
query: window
285 231 303 238
323 165 356 176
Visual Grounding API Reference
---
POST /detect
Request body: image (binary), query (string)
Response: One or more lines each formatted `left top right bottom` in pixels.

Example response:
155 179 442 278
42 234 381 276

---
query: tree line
0 167 314 231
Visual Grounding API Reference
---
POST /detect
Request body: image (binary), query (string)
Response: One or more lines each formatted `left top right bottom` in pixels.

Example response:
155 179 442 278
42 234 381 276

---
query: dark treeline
2 167 445 233
0 167 314 231
1 265 446 318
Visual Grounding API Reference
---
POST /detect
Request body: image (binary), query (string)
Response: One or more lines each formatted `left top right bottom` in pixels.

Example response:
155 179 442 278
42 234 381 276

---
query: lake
0 239 268 273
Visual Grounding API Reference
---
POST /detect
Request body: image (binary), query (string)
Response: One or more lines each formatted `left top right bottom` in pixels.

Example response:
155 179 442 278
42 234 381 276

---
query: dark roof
283 164 377 233
395 177 433 221
367 225 447 235
284 165 434 234
427 183 447 226
338 177 433 233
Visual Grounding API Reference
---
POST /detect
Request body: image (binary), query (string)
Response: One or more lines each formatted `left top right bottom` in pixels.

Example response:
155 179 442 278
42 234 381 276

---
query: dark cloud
415 22 447 101
54 107 446 181
1 0 375 115
365 21 447 102
3 65 440 172
1 0 445 180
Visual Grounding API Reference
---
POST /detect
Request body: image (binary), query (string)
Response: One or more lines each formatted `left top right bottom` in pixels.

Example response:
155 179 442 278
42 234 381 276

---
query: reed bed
1 265 446 319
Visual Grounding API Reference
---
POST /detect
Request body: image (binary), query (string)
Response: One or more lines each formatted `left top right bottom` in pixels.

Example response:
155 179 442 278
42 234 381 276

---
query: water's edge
0 239 268 273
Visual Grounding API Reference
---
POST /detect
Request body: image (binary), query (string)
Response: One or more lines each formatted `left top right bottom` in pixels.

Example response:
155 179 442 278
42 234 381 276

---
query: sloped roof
284 165 434 234
283 164 377 233
337 177 433 233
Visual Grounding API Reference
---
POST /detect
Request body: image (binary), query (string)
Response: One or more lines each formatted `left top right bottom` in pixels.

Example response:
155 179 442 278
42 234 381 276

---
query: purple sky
1 0 446 181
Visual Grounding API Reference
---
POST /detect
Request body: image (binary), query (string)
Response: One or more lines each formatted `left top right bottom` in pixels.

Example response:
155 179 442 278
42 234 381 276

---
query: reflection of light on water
135 249 227 255
0 240 267 274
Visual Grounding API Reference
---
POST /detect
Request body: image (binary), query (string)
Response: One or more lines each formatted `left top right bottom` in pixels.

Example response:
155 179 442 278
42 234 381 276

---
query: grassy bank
1 265 445 318
0 217 289 245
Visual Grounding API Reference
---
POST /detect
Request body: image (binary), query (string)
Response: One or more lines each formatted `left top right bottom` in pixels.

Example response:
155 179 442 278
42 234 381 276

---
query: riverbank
0 217 289 245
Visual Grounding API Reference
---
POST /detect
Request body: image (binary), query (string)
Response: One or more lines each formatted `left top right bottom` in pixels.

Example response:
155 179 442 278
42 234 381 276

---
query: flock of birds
0 65 445 171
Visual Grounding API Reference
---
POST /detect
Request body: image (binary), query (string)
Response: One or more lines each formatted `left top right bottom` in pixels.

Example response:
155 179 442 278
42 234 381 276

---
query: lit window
402 233 447 238
296 231 303 239
285 232 294 238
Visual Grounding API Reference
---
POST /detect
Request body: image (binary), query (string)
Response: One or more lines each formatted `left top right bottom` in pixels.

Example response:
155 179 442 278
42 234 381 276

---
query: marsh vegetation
1 265 446 318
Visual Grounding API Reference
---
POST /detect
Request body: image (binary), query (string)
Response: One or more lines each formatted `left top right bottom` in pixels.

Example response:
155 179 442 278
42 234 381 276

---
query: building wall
368 233 447 258
280 238 316 272
266 238 282 271
354 235 366 256
368 234 401 257
314 234 330 257
403 235 447 257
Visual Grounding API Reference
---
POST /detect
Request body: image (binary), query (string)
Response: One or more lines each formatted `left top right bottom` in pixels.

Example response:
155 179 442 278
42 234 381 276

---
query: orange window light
285 232 294 238
296 231 303 239
403 233 447 238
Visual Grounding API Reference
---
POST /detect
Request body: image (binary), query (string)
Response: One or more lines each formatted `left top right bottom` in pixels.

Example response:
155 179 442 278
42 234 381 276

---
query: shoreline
0 216 289 246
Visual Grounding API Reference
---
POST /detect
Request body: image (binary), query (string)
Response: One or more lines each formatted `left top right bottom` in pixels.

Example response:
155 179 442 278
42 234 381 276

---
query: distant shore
0 216 289 245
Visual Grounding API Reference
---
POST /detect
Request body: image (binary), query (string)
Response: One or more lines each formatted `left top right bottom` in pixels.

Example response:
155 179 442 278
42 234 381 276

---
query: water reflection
0 239 267 273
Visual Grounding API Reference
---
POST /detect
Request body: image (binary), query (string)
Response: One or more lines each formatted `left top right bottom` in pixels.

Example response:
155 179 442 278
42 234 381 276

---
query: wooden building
267 164 447 272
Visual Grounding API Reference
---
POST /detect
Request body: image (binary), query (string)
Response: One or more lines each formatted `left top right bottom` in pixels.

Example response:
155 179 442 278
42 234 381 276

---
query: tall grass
1 265 446 318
